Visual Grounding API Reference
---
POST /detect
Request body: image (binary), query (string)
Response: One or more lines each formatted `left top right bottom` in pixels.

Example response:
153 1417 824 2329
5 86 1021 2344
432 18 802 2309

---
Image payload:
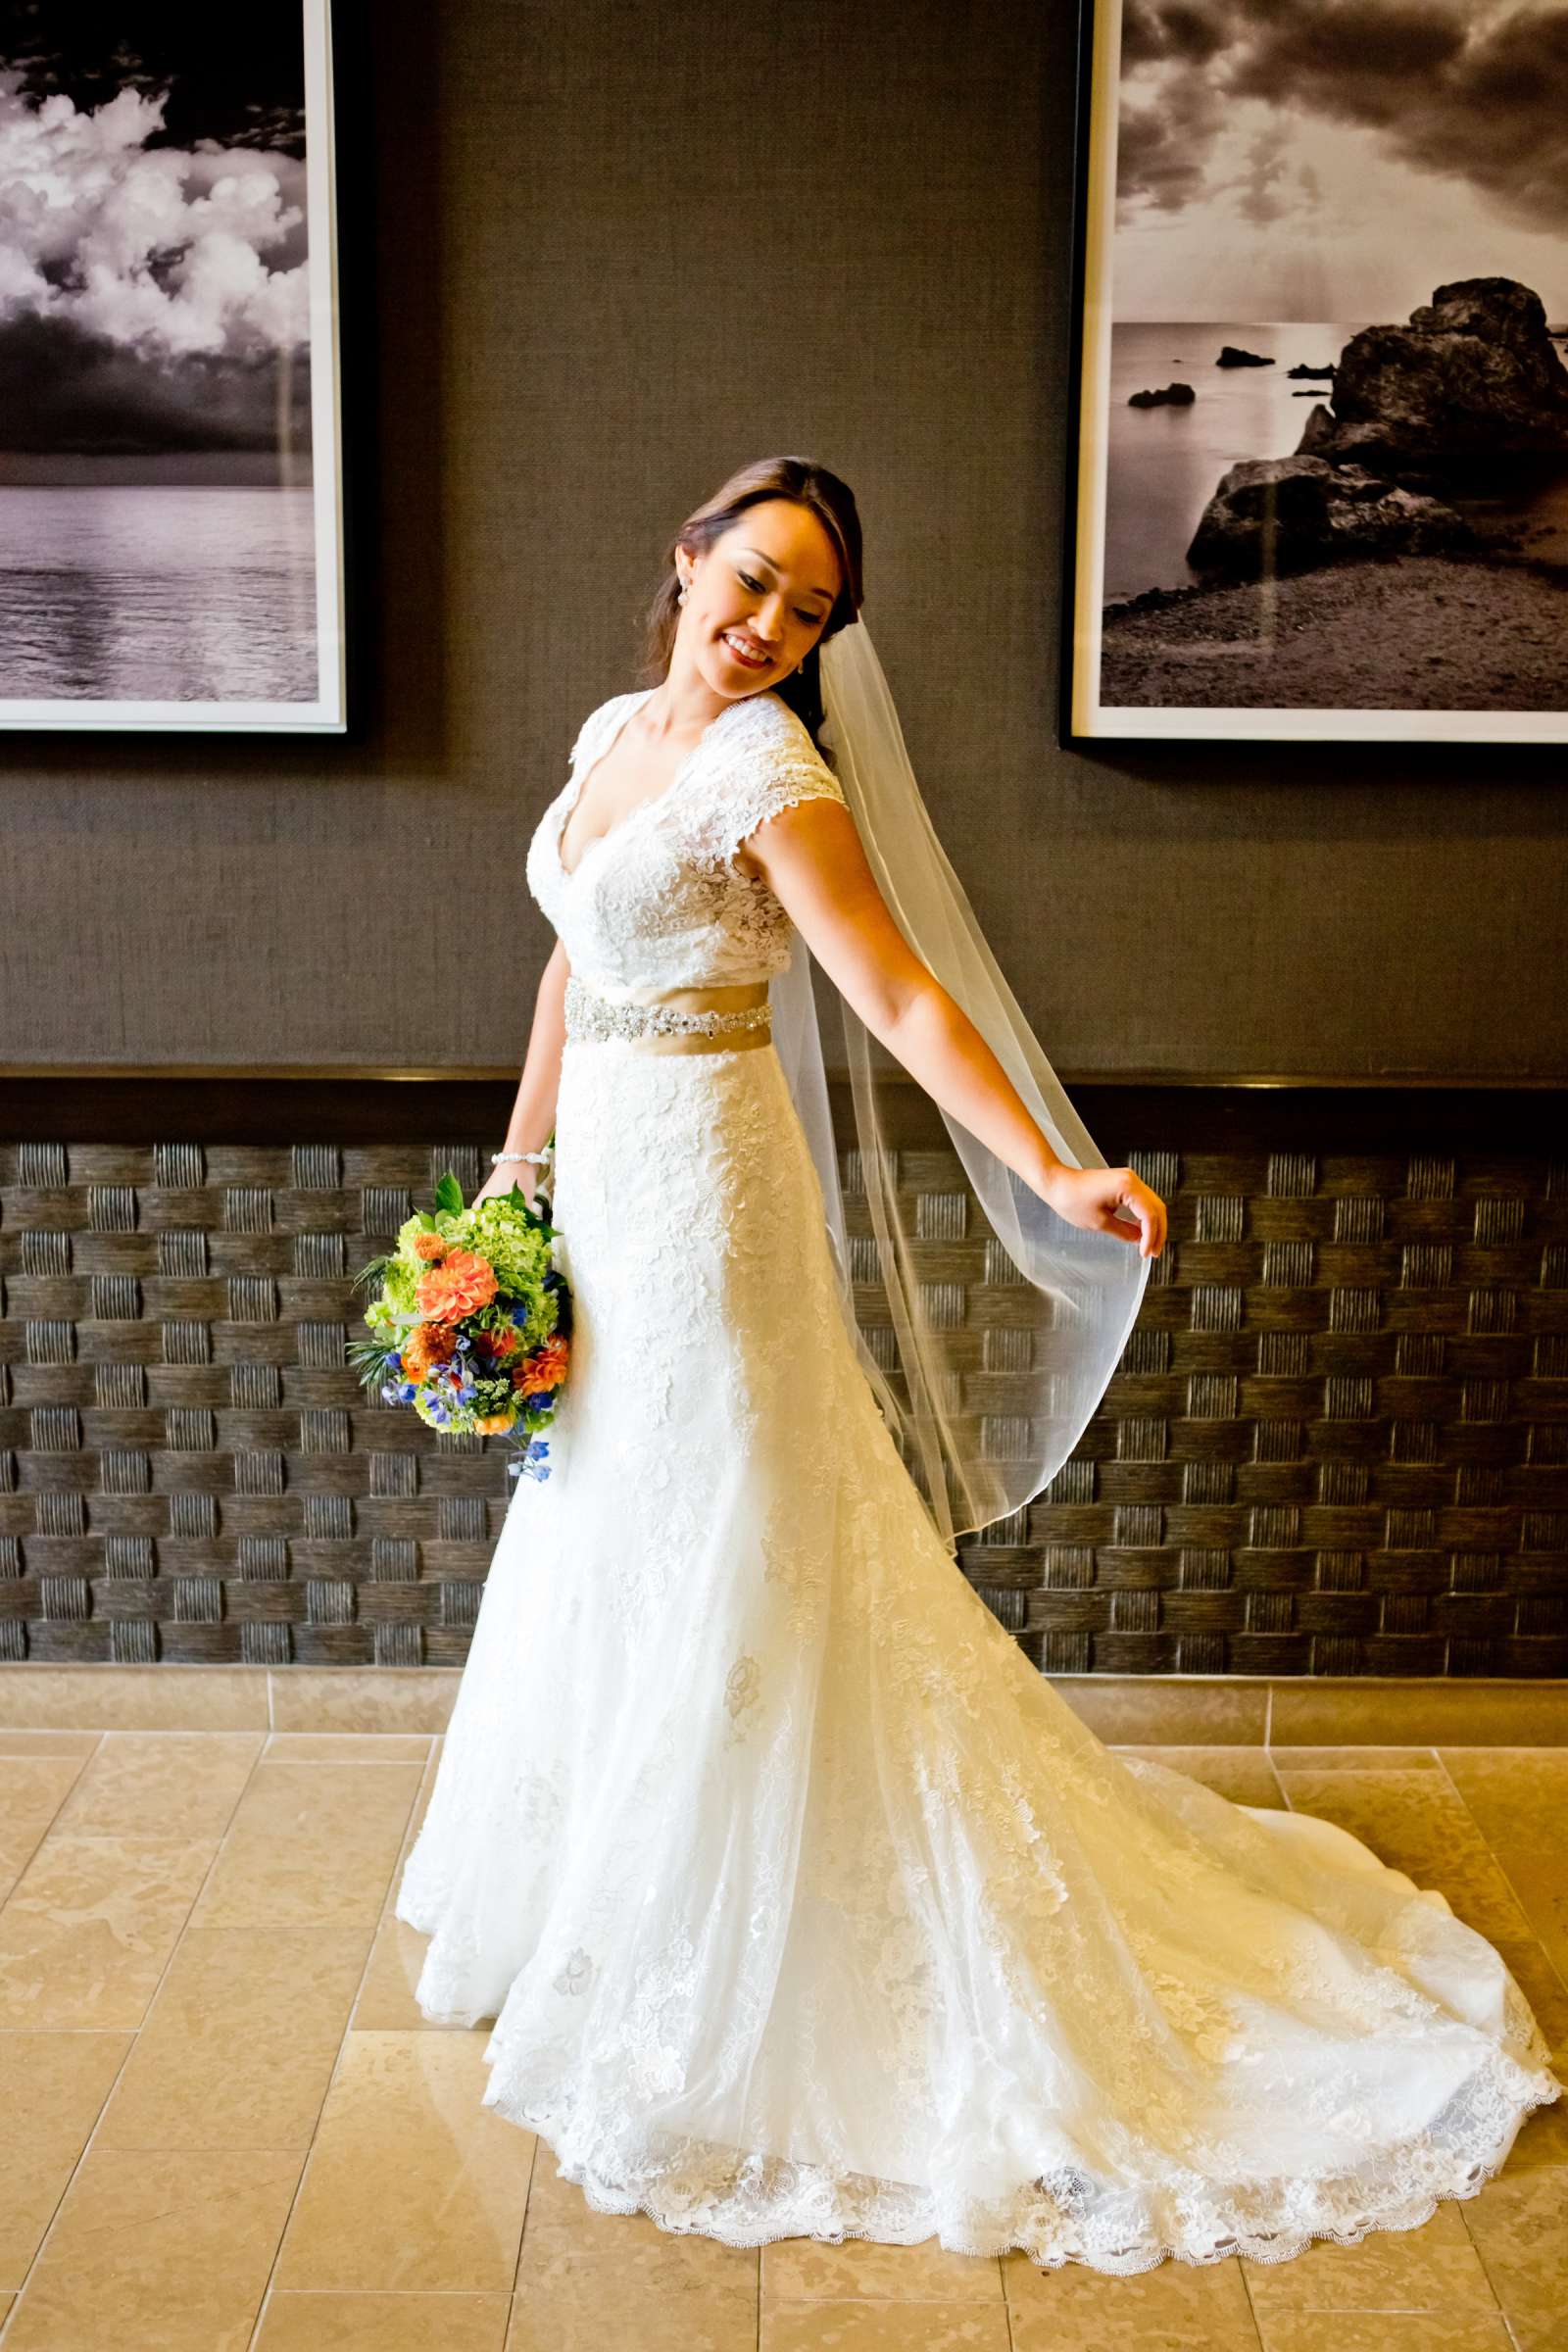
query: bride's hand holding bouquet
350 1155 571 1477
469 1134 554 1210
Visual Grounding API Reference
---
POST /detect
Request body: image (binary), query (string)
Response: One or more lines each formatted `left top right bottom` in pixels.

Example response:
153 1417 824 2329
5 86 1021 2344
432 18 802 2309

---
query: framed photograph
0 2 345 732
1060 0 1568 744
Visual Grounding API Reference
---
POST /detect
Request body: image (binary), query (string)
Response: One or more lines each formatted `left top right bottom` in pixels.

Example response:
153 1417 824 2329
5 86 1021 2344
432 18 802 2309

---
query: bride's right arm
475 935 571 1205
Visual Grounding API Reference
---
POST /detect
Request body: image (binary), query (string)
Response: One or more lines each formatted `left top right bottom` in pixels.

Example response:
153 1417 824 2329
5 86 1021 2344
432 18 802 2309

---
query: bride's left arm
742 800 1166 1259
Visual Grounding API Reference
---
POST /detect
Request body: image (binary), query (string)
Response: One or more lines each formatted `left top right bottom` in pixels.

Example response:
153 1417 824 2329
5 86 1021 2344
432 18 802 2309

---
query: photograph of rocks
1066 1 1568 740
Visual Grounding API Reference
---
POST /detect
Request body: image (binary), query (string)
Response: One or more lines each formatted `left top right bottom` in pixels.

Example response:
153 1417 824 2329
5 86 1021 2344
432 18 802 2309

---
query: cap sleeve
567 689 639 773
699 737 848 880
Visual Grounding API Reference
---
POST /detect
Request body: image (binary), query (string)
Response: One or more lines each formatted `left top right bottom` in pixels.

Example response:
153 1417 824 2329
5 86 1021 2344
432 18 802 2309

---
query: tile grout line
1261 1743 1289 1808
1457 2185 1530 2341
0 1727 274 2342
1433 1745 1568 2023
0 1737 101 1924
511 2125 542 2304
1425 1746 1561 2350
1431 1748 1544 1942
1234 2246 1267 2352
244 1739 443 2351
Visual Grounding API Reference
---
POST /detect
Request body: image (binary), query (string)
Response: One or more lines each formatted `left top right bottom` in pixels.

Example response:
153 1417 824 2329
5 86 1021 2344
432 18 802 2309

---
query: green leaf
433 1170 466 1215
347 1335 399 1390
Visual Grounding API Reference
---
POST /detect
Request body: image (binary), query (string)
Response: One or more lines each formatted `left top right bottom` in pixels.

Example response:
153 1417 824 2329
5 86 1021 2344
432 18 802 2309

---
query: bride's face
677 501 842 698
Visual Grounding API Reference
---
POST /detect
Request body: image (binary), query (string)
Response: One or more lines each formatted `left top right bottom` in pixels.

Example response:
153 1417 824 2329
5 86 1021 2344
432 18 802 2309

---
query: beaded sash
564 974 773 1055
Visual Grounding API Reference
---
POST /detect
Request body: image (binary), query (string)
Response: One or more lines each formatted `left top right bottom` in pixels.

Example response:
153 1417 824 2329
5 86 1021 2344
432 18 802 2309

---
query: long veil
769 617 1151 1553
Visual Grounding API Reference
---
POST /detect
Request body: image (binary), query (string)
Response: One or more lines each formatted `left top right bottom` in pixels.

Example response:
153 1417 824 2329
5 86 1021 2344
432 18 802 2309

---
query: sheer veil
769 617 1151 1553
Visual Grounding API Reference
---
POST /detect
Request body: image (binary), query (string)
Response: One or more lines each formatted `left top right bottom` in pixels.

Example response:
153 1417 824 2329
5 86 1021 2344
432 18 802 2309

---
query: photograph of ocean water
0 5 342 727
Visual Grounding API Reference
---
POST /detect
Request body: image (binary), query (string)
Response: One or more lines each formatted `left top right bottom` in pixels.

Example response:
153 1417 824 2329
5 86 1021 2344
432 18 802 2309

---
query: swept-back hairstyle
639 455 864 755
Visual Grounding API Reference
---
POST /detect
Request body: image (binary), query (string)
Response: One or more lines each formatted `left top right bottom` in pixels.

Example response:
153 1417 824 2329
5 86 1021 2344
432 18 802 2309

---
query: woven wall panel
1 1133 1565 1675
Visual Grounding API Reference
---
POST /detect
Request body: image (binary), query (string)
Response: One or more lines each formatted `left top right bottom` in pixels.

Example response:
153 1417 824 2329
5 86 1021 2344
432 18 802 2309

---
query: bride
394 454 1558 2272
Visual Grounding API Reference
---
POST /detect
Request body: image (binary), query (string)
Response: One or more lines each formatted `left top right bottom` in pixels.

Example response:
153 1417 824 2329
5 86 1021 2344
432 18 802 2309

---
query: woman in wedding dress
394 455 1559 2272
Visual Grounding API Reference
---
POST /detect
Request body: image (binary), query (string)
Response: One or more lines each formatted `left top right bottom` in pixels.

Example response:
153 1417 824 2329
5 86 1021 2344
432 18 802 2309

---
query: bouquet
349 1152 571 1481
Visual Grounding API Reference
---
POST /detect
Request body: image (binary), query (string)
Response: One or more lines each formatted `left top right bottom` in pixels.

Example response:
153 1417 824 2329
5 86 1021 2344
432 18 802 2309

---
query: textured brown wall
1 1080 1563 1677
1 0 1565 1082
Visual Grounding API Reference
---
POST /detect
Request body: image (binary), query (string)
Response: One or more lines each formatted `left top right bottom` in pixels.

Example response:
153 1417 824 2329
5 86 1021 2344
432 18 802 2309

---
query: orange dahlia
401 1321 457 1377
514 1334 569 1395
411 1231 448 1262
416 1249 497 1324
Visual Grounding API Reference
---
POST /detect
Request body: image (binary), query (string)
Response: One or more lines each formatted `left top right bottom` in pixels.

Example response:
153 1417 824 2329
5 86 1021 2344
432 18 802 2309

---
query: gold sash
566 976 773 1056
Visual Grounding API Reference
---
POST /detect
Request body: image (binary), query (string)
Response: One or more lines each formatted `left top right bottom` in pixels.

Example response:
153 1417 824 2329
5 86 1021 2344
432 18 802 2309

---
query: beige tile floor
0 1733 1563 2352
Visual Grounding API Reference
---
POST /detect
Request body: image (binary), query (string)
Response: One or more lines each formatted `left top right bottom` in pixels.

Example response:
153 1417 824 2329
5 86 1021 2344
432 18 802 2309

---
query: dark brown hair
638 455 864 752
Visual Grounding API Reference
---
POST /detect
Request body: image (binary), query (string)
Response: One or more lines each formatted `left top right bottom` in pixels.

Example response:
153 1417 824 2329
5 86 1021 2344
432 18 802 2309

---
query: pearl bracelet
492 1149 551 1166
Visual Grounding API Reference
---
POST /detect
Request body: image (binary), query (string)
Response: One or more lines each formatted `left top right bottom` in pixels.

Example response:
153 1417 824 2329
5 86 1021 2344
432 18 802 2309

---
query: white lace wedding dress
394 683 1559 2272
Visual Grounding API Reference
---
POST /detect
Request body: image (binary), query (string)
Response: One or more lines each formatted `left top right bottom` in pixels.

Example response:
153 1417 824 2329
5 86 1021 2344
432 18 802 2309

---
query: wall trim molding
1 1075 1559 1153
1 1666 1562 1743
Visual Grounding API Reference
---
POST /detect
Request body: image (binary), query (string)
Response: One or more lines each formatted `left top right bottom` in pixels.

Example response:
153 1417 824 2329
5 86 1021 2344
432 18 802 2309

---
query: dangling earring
677 580 688 606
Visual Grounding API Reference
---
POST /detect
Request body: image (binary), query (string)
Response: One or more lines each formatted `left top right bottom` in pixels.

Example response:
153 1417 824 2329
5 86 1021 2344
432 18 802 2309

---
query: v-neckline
554 687 755 881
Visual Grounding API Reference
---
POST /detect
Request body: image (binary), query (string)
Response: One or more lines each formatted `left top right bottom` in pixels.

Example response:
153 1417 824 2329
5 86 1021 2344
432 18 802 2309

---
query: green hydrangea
463 1199 554 1298
375 1257 421 1317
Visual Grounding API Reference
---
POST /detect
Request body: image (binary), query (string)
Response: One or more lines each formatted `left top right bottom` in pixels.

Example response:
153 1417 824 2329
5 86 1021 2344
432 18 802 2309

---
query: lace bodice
525 686 847 993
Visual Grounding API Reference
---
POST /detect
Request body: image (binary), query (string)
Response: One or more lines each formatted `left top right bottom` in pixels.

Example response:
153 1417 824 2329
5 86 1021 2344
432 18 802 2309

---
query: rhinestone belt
564 974 773 1055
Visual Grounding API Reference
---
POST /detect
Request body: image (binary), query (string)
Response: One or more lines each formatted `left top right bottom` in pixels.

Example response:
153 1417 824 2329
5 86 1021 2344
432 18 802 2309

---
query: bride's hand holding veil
1039 1161 1166 1258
